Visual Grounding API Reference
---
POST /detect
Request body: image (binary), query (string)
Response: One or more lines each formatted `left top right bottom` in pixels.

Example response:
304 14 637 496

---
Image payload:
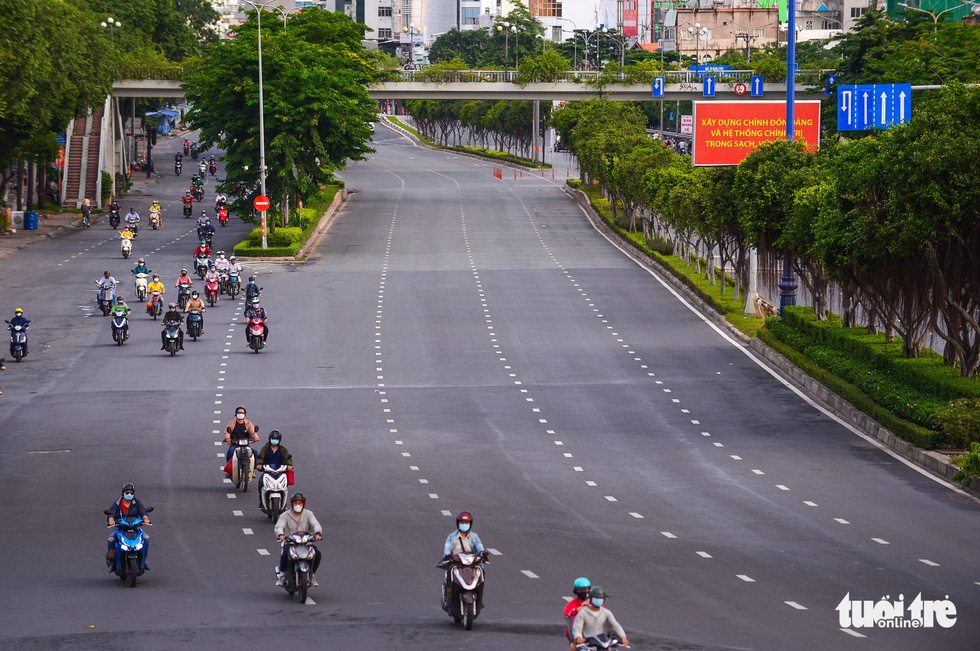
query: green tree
184 8 375 225
515 51 571 84
429 28 489 67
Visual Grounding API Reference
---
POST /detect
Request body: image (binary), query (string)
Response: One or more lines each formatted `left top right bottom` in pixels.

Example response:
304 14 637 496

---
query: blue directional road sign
751 75 764 97
825 74 838 96
703 76 716 98
837 83 911 131
652 77 665 98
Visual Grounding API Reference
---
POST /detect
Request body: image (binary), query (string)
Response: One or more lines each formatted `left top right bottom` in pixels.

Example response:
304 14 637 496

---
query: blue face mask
591 598 604 608
270 439 280 446
458 523 471 533
123 493 134 501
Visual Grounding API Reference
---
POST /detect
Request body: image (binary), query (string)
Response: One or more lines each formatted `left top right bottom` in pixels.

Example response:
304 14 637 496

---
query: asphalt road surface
0 125 977 650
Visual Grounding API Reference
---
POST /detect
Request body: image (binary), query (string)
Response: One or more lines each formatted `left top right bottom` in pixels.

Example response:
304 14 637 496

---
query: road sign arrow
862 91 869 124
899 91 907 122
880 91 887 124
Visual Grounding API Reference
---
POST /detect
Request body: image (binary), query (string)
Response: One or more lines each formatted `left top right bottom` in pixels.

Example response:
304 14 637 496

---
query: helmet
201 210 207 216
201 240 207 245
152 274 159 279
589 586 607 600
269 429 281 441
121 483 135 494
573 577 591 599
116 297 125 304
191 291 199 298
169 302 177 309
251 297 260 304
14 308 23 315
290 491 305 505
229 256 236 261
249 276 255 282
235 405 247 416
138 258 144 263
185 190 191 195
456 511 473 527
180 268 188 274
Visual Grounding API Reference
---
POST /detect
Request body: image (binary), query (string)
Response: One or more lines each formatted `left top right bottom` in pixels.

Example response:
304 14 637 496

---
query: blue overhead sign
652 76 665 98
703 76 716 97
825 74 838 96
692 64 731 74
751 75 764 97
838 83 912 131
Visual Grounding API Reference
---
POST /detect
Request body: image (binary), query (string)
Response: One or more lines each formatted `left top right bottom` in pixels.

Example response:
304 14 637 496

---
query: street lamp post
496 22 516 73
100 17 121 42
601 27 626 69
687 23 707 71
778 1 799 316
241 0 278 250
274 5 303 29
556 18 578 70
578 30 601 70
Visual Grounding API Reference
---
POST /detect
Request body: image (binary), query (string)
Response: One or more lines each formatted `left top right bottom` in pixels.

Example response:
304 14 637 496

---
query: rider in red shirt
193 241 211 259
564 577 592 650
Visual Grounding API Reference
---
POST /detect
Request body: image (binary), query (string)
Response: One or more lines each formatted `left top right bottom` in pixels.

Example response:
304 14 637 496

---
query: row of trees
553 82 980 377
403 99 550 160
0 0 218 205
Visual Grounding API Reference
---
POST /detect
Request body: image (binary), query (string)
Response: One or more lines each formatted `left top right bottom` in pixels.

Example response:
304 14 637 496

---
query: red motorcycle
218 207 229 226
247 317 266 353
146 291 163 320
205 279 220 306
183 139 190 155
209 161 217 175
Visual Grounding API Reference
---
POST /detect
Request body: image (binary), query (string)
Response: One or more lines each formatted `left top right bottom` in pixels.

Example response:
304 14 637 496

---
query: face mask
270 439 280 446
292 504 303 513
123 493 134 501
591 598 604 608
458 523 471 533
236 413 245 420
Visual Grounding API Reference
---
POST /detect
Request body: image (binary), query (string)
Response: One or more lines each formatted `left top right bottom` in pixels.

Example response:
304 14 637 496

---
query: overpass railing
390 69 832 86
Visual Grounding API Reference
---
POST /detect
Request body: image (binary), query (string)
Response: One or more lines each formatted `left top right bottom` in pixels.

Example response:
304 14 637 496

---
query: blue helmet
573 577 591 599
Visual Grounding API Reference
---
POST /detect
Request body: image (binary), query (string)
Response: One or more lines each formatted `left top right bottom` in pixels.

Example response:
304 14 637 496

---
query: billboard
692 101 821 166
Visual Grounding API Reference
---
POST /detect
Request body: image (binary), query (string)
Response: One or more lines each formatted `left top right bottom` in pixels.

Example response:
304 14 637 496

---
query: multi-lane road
0 124 977 650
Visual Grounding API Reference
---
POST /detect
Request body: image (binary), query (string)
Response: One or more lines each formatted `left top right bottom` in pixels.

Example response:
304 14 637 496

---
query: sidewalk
0 212 84 262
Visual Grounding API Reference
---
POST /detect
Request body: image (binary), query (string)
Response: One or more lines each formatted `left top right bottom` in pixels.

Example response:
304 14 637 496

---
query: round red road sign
734 82 748 95
253 195 270 211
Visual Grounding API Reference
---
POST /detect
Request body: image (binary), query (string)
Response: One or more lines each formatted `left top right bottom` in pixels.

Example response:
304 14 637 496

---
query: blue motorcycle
104 508 153 587
186 309 204 341
6 320 29 362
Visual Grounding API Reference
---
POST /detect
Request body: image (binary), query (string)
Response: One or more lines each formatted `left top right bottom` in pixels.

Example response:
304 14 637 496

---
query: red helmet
456 511 473 526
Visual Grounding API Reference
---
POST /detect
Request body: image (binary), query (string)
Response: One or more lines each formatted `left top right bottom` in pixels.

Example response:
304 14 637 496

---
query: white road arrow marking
899 91 907 122
880 91 887 124
841 89 852 124
862 91 869 124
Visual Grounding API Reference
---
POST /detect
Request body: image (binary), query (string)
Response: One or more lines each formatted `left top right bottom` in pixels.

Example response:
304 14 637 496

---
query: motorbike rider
244 297 269 346
175 151 183 163
160 302 184 350
274 492 322 587
224 406 259 463
193 239 211 259
147 273 165 298
440 511 486 609
109 198 121 215
182 190 194 211
106 483 151 570
119 224 135 246
110 298 132 337
149 200 162 227
96 270 117 305
197 218 215 243
244 276 261 301
214 192 228 214
214 251 230 275
571 587 629 649
184 290 206 334
131 258 150 276
175 268 195 290
7 309 29 357
197 209 210 227
225 256 242 290
198 159 208 176
124 208 140 234
204 264 222 302
565 577 592 649
256 429 293 508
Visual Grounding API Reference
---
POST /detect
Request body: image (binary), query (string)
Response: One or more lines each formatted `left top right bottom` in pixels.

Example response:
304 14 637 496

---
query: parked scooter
258 465 289 520
104 507 153 587
186 308 204 341
133 273 149 301
147 290 163 320
278 530 319 603
438 551 489 630
5 319 29 362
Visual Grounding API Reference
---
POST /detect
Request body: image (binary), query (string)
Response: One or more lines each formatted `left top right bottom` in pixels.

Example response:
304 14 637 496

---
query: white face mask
292 504 303 513
236 413 245 420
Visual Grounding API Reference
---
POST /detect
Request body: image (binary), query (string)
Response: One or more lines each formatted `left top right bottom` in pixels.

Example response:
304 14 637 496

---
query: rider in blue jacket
7 308 29 356
106 483 151 569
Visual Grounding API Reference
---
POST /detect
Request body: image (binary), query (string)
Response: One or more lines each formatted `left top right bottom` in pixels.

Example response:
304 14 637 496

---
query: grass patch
576 182 763 337
387 116 549 168
233 184 342 258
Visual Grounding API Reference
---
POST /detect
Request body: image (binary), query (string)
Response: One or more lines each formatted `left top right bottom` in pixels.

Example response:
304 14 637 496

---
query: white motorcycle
133 273 149 301
258 465 289 520
121 237 132 259
149 208 161 230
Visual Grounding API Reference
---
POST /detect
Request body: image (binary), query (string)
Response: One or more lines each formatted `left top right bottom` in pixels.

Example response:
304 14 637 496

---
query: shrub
647 236 674 255
952 442 980 488
935 399 980 447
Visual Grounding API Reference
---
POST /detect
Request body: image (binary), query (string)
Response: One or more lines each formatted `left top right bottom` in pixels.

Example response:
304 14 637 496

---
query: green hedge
233 243 301 257
233 184 342 258
760 318 947 449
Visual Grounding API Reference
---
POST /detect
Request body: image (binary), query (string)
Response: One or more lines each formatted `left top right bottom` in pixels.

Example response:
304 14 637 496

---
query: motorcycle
439 551 488 630
98 286 115 316
6 320 29 362
193 187 204 202
247 317 266 353
218 208 229 226
110 310 129 345
231 430 257 492
183 139 190 156
279 530 319 603
133 273 149 301
177 283 193 310
205 278 220 306
163 318 182 356
147 290 163 320
104 507 153 588
219 270 230 294
121 237 132 259
199 162 208 177
227 272 241 300
195 255 210 279
109 208 120 230
576 635 628 650
183 203 193 219
190 143 198 160
186 308 204 341
209 162 218 176
259 465 289 520
149 209 161 230
81 210 91 228
174 160 182 176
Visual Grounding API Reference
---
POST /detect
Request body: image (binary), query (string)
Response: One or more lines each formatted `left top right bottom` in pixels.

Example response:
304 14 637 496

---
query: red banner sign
692 101 821 166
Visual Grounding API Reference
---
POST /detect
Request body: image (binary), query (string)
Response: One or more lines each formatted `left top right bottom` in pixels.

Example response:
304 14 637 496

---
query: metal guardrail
115 65 199 81
393 68 833 86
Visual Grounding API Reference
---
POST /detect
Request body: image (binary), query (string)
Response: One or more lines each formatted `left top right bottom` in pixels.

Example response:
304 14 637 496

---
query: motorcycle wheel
116 333 123 346
269 496 280 520
240 467 250 492
253 340 261 354
297 572 308 603
122 250 130 259
208 293 216 307
128 557 138 588
464 601 475 630
13 349 22 362
169 344 176 357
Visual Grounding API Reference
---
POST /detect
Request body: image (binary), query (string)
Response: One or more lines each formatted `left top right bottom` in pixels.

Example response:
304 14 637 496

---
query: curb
563 184 978 497
233 188 349 262
0 217 81 262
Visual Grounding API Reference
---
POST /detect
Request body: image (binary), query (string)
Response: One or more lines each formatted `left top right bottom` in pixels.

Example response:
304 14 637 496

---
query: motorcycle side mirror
254 427 260 434
146 507 154 513
103 510 112 516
